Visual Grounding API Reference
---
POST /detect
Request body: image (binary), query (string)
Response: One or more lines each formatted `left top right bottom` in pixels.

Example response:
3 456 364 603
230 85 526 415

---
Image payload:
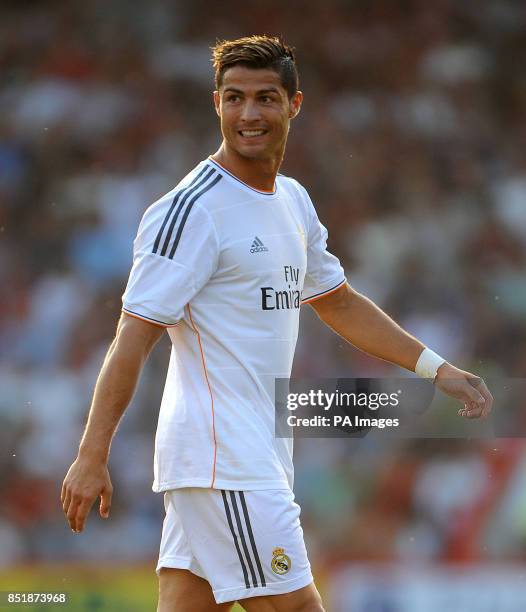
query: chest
214 198 308 288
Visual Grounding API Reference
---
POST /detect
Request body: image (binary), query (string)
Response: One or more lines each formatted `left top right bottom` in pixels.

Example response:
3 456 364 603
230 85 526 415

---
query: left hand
434 362 493 419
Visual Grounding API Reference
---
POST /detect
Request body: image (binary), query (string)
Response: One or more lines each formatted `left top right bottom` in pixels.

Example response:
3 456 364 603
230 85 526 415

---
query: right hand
61 457 113 533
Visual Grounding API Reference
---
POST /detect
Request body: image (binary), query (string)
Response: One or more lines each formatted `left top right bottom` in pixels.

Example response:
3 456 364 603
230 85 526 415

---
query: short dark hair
211 35 299 99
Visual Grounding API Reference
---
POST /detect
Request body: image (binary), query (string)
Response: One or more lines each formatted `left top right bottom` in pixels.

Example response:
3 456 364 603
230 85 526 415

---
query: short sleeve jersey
122 158 345 492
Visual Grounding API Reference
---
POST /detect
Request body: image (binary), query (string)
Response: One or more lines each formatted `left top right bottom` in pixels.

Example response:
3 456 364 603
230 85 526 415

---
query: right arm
61 312 164 533
62 180 219 533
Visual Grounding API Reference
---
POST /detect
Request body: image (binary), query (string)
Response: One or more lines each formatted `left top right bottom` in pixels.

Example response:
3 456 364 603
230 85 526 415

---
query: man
61 36 493 612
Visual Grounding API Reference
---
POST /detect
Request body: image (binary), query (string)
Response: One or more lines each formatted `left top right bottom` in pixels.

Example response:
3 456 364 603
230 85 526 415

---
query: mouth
238 129 268 139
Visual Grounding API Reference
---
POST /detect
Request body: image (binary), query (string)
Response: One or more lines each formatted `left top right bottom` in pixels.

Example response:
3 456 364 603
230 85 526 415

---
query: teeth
240 130 265 137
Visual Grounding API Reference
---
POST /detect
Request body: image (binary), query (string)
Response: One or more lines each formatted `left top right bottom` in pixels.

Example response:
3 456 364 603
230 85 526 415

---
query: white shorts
156 487 313 604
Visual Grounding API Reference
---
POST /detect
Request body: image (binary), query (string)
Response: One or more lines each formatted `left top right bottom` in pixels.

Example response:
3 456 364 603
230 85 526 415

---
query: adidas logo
250 236 269 253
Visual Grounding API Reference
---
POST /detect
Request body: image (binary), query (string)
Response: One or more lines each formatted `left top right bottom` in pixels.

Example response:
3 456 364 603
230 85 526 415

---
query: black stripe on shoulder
152 165 209 254
160 166 216 257
168 173 222 260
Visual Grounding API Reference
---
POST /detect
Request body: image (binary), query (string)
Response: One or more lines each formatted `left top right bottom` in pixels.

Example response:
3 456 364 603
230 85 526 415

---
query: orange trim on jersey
122 309 181 329
302 280 347 304
187 303 218 488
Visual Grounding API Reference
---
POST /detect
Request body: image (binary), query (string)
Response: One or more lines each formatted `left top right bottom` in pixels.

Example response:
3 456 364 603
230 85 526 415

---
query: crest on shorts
271 547 291 575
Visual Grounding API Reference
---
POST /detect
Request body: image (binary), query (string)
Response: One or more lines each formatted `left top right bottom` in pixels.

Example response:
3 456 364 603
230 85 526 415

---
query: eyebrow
223 87 281 95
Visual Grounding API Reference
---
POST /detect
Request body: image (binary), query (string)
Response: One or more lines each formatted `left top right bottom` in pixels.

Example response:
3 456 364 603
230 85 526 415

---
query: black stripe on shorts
221 491 266 589
239 491 266 587
229 491 259 588
221 490 250 589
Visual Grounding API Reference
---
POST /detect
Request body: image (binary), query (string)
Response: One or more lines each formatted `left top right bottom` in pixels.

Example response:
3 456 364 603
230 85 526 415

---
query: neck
211 142 284 192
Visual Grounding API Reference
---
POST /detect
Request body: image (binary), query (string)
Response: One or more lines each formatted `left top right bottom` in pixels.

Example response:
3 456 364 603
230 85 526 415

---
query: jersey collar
208 157 278 197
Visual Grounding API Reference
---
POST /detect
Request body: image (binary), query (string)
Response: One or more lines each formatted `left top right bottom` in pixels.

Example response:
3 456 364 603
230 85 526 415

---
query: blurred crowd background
1 0 526 610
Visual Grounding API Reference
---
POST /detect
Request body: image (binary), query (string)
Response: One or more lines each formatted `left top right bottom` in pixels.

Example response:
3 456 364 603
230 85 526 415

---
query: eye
226 94 240 102
260 96 272 103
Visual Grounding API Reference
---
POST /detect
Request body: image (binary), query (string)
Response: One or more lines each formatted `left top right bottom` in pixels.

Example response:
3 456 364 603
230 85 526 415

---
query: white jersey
122 157 345 492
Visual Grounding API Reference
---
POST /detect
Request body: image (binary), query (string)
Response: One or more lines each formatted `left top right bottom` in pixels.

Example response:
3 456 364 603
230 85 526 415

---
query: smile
238 129 267 138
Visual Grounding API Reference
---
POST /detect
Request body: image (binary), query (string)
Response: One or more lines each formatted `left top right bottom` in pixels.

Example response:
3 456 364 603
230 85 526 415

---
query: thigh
158 568 234 612
241 582 324 612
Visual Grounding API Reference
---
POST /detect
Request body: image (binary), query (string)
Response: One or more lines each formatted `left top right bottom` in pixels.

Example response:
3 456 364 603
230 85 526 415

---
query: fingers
65 495 81 532
74 497 97 533
437 367 493 420
62 484 77 531
99 486 113 519
62 484 112 531
464 376 486 405
62 487 71 516
61 463 112 532
64 491 97 533
458 377 493 419
458 402 485 419
476 379 494 418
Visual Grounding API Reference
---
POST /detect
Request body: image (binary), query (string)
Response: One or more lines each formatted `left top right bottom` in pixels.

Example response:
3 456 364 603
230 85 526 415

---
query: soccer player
61 36 493 612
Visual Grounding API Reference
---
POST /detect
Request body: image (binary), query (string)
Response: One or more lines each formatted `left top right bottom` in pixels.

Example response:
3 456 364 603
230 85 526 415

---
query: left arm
310 283 424 372
310 283 493 418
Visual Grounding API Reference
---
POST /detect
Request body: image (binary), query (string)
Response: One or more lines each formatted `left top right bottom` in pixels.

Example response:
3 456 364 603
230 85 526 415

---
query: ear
289 90 303 120
213 90 221 117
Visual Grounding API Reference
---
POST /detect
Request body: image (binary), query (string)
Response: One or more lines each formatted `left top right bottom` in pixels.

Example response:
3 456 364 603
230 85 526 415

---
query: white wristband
415 348 446 380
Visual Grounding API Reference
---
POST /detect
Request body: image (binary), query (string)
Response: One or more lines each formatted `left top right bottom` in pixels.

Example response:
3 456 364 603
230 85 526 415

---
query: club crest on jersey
250 236 269 253
271 547 291 575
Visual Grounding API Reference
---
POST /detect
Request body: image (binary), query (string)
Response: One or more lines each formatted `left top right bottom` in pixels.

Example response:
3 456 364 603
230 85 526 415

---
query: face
214 66 302 161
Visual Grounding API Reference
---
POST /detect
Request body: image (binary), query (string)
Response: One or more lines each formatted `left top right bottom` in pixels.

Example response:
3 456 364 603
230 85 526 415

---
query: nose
240 99 261 123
